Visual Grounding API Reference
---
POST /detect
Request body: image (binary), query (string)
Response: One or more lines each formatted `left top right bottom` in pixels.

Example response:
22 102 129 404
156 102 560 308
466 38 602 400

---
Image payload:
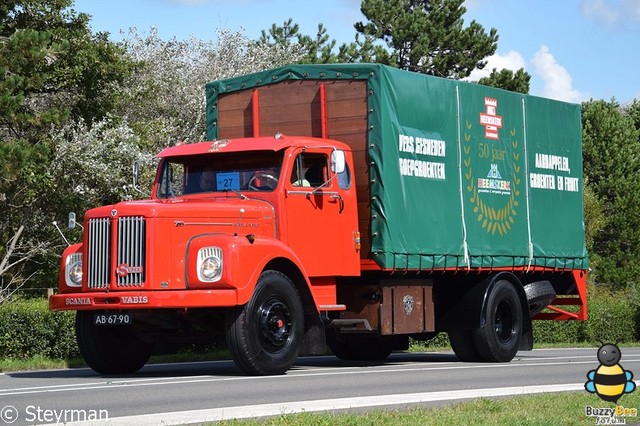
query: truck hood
85 197 274 223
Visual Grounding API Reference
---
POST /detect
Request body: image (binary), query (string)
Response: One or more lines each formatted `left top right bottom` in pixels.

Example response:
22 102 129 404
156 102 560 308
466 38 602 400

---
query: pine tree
355 0 498 78
259 1 530 90
478 68 530 94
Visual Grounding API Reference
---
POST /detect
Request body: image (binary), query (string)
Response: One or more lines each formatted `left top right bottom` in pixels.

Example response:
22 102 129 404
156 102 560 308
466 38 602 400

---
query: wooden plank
217 78 374 261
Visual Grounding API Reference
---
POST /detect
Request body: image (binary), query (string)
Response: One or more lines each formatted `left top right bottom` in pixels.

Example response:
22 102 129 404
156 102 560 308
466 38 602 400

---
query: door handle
330 194 344 213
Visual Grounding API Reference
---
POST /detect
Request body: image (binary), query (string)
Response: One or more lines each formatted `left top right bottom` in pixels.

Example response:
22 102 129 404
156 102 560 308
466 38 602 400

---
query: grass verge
0 355 81 372
0 348 231 372
213 391 640 426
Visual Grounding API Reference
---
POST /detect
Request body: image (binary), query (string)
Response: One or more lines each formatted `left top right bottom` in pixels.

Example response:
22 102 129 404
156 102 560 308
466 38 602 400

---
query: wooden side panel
217 79 373 258
256 82 323 137
217 80 368 142
217 90 254 138
380 279 435 335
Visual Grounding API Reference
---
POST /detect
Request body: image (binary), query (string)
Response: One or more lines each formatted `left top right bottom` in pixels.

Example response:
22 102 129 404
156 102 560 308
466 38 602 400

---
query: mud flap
519 323 533 350
299 313 326 356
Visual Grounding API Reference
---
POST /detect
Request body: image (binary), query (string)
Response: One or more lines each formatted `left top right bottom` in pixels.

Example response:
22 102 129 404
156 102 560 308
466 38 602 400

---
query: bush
534 285 639 345
584 286 638 343
533 317 587 344
0 299 78 359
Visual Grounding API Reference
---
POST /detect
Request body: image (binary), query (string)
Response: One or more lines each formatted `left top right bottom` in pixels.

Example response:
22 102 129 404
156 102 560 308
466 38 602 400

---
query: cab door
284 151 360 277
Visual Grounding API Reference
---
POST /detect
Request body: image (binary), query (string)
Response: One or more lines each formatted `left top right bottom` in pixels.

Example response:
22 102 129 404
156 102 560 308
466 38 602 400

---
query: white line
47 383 585 426
3 357 640 397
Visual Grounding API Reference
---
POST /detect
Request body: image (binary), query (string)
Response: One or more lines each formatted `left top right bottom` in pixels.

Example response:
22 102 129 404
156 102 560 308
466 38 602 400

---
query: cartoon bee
585 343 636 403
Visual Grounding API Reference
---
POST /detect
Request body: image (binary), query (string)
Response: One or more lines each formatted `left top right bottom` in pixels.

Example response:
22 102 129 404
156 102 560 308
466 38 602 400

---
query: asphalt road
1 347 639 425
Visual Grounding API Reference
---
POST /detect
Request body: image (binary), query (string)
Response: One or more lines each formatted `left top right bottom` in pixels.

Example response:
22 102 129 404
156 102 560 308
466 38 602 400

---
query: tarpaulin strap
456 86 470 269
522 98 534 271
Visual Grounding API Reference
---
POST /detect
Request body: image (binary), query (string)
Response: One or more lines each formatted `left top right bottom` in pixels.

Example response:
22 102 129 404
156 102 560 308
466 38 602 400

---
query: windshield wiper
223 188 248 200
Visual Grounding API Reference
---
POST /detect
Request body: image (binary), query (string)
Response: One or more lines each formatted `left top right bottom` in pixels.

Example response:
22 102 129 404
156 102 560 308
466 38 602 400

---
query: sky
73 0 640 105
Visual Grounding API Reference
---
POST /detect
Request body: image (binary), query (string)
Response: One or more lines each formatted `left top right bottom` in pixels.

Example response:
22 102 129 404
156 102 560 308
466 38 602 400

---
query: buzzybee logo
585 343 636 403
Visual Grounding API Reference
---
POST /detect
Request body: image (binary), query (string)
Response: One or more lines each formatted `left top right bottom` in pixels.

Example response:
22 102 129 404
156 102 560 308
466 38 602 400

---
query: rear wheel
448 329 482 362
76 311 153 375
225 271 304 375
472 280 523 362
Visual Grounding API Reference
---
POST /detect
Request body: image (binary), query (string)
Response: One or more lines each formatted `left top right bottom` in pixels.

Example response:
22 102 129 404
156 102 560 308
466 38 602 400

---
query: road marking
44 383 586 425
2 357 640 397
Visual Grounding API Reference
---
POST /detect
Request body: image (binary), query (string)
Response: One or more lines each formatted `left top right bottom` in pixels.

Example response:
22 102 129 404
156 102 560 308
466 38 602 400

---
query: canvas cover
206 64 588 270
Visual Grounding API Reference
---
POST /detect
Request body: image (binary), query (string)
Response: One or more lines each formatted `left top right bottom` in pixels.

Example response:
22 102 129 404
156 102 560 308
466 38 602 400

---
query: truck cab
50 134 360 375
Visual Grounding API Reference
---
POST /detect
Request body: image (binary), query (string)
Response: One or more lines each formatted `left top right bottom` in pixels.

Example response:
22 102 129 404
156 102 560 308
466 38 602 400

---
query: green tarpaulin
206 64 588 271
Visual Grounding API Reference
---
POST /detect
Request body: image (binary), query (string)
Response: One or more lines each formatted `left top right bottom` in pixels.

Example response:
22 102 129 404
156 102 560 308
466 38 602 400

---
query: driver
248 167 279 190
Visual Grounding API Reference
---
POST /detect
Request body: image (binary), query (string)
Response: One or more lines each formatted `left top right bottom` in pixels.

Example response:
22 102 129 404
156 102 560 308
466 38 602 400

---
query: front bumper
49 289 238 311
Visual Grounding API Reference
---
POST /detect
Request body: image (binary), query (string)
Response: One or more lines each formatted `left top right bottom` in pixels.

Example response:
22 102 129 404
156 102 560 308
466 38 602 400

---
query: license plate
93 313 132 326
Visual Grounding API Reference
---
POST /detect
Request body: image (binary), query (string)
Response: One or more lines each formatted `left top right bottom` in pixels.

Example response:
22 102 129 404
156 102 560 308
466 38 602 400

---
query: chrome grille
87 216 146 289
87 218 111 288
116 216 146 287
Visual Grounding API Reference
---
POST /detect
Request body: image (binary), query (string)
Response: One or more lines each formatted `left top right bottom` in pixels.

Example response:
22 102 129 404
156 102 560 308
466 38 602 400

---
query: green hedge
0 286 638 361
0 299 78 359
534 286 639 345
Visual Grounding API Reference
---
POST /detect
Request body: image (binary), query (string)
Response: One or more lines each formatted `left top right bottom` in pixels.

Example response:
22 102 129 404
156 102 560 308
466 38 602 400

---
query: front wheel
75 311 153 375
472 280 523 362
225 271 304 375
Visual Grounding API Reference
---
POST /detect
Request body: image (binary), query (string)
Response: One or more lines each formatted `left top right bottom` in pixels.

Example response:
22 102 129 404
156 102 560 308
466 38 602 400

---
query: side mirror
133 161 140 188
331 150 346 174
132 161 146 195
68 212 77 230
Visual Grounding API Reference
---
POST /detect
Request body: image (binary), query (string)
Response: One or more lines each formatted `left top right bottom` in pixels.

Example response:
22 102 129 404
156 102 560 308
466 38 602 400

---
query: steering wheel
248 172 279 190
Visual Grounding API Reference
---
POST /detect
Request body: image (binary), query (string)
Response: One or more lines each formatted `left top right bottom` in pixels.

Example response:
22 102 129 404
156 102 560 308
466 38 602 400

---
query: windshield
156 151 284 198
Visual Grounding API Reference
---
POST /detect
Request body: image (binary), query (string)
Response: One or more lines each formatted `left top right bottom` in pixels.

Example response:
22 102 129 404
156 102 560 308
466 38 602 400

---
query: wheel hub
258 299 292 351
494 300 515 343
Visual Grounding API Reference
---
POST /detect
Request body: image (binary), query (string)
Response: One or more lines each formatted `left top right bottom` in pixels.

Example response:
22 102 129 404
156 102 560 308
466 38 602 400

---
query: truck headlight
197 247 223 282
65 253 83 287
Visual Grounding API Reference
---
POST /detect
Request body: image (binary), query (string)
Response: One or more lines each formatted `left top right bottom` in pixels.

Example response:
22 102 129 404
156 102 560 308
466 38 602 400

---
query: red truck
50 64 588 375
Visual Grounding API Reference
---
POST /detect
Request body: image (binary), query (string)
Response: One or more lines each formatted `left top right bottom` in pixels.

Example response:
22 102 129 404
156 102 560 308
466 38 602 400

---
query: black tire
326 330 394 361
225 271 304 375
75 311 153 375
448 329 482 362
472 280 523 362
524 280 556 317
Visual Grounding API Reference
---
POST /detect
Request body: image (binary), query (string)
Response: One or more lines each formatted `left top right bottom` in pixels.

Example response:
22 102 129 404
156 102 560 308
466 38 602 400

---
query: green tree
582 182 605 281
0 0 133 294
624 99 640 130
355 0 498 78
260 1 530 92
0 0 133 140
258 18 347 64
581 99 640 290
477 68 530 94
